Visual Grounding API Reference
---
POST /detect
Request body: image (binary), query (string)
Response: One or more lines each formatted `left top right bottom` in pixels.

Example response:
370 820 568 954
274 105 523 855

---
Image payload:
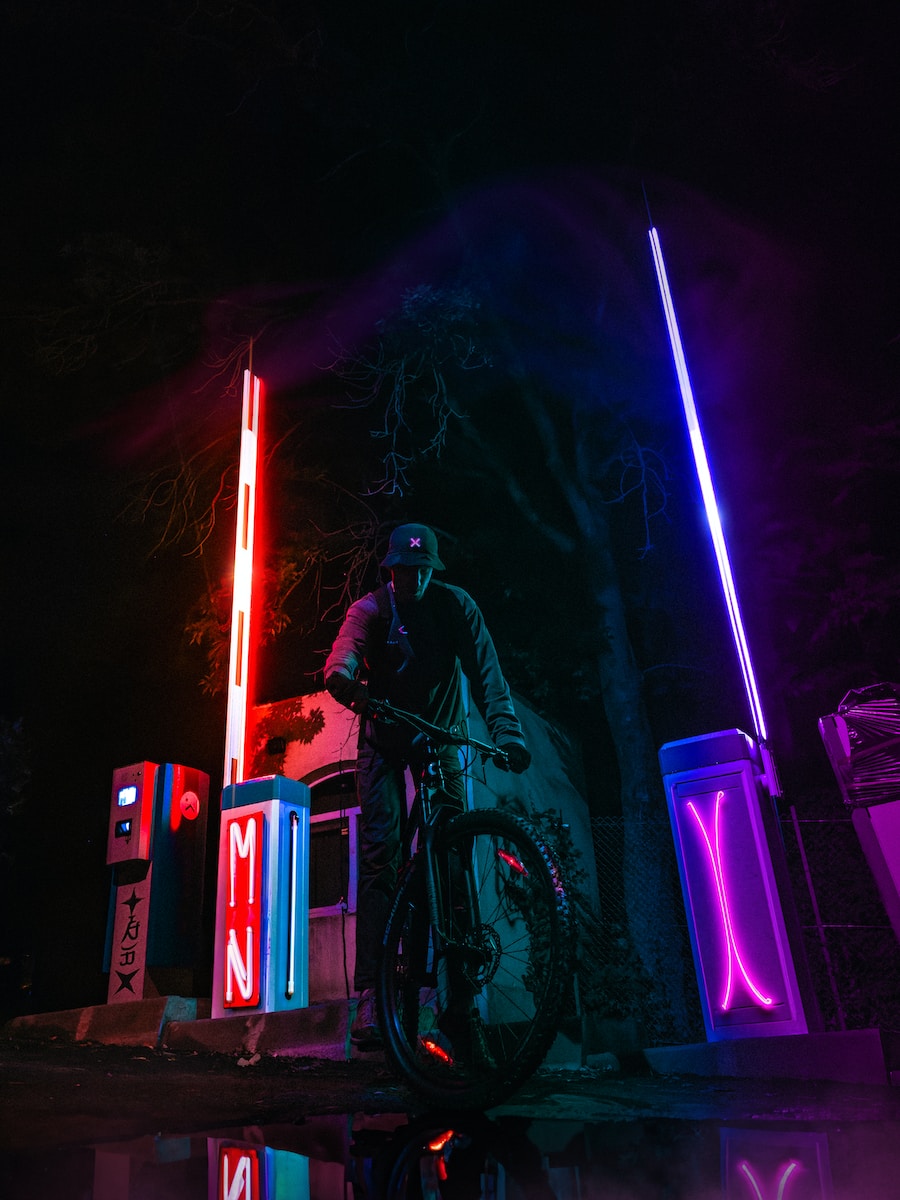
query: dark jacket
324 581 526 752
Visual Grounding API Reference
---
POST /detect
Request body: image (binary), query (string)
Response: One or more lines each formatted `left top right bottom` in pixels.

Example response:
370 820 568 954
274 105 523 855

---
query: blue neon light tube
649 226 769 745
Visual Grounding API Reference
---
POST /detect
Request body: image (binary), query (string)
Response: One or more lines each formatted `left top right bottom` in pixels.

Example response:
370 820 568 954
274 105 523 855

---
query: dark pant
354 741 466 991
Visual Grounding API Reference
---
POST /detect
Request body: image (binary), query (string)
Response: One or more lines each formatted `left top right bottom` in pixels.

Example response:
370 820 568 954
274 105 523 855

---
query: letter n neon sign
224 812 263 1007
219 1146 260 1200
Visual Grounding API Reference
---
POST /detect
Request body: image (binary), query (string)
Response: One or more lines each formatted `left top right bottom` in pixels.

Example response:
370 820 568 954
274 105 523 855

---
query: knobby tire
377 808 573 1110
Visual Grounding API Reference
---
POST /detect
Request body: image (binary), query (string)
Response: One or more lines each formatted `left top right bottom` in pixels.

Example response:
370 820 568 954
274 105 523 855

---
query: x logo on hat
409 537 421 548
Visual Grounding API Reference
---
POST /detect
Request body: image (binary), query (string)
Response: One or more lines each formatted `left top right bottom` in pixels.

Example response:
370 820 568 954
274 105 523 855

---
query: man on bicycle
324 522 531 1046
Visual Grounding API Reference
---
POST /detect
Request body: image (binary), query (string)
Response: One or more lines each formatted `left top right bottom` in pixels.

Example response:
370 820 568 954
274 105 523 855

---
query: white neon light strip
649 227 768 742
287 810 298 998
223 369 261 787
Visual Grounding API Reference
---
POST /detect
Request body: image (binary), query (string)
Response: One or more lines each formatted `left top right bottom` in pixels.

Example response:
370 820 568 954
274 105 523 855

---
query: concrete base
164 1000 353 1060
644 1028 899 1087
5 996 354 1058
5 996 207 1050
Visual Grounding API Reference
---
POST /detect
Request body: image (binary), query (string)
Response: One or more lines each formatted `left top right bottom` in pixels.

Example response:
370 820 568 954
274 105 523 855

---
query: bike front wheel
377 808 573 1110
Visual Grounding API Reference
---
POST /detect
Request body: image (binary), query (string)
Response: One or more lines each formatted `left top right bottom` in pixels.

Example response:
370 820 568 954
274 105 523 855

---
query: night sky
3 1 899 1009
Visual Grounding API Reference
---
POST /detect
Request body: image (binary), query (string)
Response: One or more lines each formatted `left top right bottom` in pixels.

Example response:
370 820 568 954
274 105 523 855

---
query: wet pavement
3 1033 900 1197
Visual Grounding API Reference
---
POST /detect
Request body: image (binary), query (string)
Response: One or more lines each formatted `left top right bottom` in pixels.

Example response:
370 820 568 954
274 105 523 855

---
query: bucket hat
380 523 446 570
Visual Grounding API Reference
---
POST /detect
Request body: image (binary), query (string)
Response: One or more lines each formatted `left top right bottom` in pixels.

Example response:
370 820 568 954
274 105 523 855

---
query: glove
326 672 369 712
497 742 531 774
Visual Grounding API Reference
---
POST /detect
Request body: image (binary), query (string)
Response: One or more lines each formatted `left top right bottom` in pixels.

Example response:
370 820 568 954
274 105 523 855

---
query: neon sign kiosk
650 227 817 1040
211 369 311 1019
659 732 811 1038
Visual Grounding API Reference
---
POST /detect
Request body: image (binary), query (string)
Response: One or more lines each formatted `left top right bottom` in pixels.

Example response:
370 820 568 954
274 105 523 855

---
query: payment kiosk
103 761 209 1002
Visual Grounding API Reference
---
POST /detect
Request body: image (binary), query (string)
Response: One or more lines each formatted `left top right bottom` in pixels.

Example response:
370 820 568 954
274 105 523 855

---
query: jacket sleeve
324 593 380 685
454 588 526 749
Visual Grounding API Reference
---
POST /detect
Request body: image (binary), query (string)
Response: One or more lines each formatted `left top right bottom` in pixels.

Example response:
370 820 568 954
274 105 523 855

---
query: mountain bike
367 699 574 1110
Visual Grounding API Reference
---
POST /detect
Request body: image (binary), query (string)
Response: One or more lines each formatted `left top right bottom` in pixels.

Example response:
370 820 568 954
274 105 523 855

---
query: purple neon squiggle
649 227 768 744
687 792 775 1009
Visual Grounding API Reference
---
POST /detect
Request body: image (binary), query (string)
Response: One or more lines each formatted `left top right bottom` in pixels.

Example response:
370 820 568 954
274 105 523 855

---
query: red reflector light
497 849 528 876
427 1130 456 1153
422 1038 453 1064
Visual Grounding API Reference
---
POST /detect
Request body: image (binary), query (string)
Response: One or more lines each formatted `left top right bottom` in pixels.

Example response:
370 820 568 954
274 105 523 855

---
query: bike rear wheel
377 808 573 1110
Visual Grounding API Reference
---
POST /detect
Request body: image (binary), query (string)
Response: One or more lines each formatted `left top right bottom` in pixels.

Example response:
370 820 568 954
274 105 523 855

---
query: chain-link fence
779 803 900 1033
585 814 704 1047
581 799 900 1047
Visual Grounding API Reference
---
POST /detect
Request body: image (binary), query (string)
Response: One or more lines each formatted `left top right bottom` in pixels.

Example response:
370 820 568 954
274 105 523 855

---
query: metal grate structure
819 682 900 808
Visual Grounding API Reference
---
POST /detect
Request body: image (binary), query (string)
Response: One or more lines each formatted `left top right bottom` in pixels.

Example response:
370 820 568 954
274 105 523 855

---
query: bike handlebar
366 698 509 767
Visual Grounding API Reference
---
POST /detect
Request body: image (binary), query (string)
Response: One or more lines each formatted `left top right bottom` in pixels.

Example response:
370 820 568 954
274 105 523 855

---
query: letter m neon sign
224 812 263 1007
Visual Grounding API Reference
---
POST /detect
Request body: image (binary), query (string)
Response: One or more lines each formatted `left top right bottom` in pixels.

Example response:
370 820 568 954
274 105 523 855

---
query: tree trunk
471 375 699 1042
580 511 697 1043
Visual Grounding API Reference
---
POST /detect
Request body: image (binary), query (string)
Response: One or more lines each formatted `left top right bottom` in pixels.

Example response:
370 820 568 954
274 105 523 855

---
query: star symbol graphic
114 970 140 995
123 889 143 915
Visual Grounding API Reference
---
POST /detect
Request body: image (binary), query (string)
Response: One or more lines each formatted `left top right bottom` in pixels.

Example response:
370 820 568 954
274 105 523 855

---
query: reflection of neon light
737 1159 800 1200
223 369 262 788
221 1146 259 1200
428 1130 456 1153
649 228 767 743
687 792 774 1009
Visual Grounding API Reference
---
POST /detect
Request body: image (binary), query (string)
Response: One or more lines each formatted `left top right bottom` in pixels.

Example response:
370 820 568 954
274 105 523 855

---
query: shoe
351 988 382 1047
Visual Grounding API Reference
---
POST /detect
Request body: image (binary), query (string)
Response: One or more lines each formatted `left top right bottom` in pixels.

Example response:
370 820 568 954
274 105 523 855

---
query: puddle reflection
5 1111 900 1198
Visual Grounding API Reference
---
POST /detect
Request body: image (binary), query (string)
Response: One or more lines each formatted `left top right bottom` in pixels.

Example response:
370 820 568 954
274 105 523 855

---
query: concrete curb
4 997 378 1062
644 1027 899 1086
4 996 206 1050
163 1001 354 1060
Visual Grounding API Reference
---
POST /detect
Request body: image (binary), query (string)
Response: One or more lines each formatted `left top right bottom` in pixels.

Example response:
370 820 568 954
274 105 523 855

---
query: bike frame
372 702 503 1002
412 736 453 984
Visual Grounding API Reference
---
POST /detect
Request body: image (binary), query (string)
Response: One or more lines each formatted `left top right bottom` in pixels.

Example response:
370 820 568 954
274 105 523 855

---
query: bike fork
420 818 447 965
